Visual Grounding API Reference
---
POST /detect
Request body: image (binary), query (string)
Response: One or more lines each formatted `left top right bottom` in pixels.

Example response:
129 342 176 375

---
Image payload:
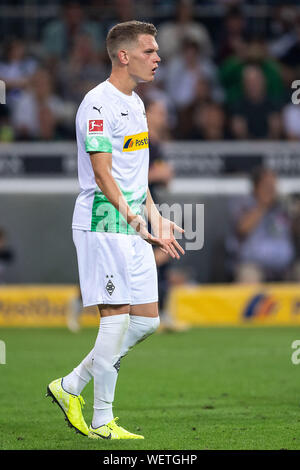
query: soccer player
47 20 184 440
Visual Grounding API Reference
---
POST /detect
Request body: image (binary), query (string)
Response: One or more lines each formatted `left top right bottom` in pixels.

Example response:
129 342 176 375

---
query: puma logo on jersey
93 106 102 115
123 132 149 152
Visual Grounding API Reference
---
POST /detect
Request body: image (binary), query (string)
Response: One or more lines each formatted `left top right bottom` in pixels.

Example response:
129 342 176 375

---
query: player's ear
118 49 129 65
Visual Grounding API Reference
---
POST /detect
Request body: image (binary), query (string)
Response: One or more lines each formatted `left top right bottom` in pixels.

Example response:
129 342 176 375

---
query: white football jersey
72 79 149 234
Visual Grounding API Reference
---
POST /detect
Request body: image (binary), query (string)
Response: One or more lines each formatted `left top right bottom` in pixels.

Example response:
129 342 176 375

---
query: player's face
127 34 160 83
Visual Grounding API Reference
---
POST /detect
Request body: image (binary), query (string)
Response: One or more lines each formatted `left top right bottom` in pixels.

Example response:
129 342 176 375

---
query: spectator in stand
12 68 75 140
193 76 213 104
0 38 37 108
164 36 223 138
57 32 109 105
186 101 231 140
156 0 213 63
225 167 295 283
220 35 285 107
230 65 283 140
216 5 248 63
42 1 104 62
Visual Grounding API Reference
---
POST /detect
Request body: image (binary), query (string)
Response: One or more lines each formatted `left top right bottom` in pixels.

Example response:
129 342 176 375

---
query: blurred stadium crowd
1 0 300 142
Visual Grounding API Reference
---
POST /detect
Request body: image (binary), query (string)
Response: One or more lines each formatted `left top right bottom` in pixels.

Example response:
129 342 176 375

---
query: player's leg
65 234 160 394
88 236 159 440
62 304 130 397
88 303 145 440
91 304 130 429
120 235 160 356
47 230 132 436
62 305 130 392
46 230 95 435
62 348 93 395
90 253 161 439
63 302 160 399
119 302 160 359
62 231 132 396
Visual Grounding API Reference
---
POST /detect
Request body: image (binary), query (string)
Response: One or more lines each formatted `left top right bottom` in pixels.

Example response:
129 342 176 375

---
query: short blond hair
106 20 157 62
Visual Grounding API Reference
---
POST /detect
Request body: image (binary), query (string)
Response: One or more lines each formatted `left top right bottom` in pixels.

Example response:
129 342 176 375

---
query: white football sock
92 313 129 429
62 350 94 396
120 315 160 358
63 315 159 404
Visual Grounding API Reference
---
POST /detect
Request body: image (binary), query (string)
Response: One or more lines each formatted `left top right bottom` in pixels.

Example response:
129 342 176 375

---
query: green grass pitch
1 326 300 450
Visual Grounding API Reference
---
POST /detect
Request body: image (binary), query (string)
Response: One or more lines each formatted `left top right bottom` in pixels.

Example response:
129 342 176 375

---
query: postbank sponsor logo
123 132 149 152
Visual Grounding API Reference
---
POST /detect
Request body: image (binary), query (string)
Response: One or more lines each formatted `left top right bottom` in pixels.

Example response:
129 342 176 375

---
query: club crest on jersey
123 132 149 152
88 119 103 135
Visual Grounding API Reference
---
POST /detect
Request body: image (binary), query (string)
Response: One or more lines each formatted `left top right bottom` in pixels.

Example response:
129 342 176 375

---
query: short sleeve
79 100 115 154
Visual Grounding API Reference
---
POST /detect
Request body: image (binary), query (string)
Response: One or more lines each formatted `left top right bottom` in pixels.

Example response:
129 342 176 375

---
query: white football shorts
72 229 158 307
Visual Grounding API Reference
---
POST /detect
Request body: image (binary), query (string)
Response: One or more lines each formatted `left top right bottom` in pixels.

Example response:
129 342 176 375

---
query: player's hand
130 215 184 259
129 215 162 248
153 216 185 259
129 215 185 259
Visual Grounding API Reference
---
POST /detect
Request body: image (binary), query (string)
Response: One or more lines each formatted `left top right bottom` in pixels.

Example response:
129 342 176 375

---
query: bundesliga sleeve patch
88 119 103 135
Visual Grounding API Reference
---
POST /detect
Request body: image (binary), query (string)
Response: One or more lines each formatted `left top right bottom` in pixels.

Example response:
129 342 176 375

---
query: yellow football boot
88 417 144 440
46 378 89 436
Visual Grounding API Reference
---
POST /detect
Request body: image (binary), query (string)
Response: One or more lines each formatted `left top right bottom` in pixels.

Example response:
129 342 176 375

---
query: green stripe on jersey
85 136 112 153
91 189 147 234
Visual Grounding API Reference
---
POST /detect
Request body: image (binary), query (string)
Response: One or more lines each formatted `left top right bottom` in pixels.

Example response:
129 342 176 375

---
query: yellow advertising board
1 283 300 327
168 284 300 326
0 285 99 327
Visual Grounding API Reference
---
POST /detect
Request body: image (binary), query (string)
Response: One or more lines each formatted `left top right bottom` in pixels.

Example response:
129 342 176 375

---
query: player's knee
131 315 160 339
147 316 160 335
